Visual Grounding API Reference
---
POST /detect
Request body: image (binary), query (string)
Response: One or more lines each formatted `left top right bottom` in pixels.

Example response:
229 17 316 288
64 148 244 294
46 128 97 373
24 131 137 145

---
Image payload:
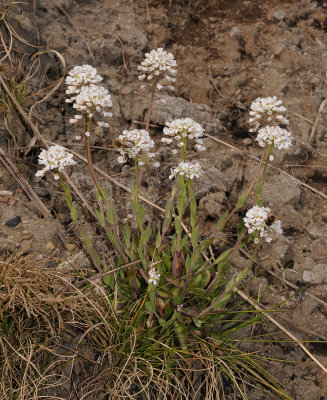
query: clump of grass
0 254 93 399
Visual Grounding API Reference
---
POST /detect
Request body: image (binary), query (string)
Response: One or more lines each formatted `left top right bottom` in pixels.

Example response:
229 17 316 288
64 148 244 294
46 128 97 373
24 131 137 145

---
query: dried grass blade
309 97 327 142
236 288 327 374
0 146 50 217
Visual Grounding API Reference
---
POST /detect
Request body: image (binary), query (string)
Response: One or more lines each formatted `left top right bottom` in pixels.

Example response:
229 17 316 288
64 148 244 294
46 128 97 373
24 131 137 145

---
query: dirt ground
0 0 327 399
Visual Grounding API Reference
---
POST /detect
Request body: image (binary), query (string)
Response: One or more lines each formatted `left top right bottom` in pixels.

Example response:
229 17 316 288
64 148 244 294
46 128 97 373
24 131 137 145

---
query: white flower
244 205 283 243
249 96 289 132
163 118 205 151
35 145 76 178
65 65 102 97
256 126 293 149
169 161 202 180
73 84 112 115
148 268 160 286
116 129 155 164
138 48 177 86
65 65 113 130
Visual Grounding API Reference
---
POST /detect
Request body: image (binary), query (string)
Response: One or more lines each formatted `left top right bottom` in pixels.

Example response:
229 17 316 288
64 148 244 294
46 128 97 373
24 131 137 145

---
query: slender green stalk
181 136 187 161
256 143 274 203
135 154 139 204
84 113 104 199
145 78 158 132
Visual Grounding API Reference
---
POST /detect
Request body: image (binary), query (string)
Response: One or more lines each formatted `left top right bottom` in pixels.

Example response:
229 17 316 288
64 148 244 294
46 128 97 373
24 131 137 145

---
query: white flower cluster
65 65 112 130
148 268 160 285
138 48 177 90
169 161 202 180
256 126 293 149
162 118 206 151
116 129 156 165
65 65 103 97
35 145 76 180
244 205 283 243
249 96 289 132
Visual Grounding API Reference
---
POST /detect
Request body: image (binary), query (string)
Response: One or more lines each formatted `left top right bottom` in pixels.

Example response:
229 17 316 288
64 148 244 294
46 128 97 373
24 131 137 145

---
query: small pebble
46 241 55 250
33 186 51 198
65 243 76 251
5 216 21 227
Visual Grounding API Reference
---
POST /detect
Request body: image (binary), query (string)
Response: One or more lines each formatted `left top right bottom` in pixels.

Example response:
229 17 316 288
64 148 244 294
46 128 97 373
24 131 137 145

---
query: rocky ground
0 0 327 399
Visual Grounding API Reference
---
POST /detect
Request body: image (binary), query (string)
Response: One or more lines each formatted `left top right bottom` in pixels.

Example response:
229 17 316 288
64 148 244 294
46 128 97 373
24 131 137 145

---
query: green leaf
215 248 233 264
185 254 191 273
95 209 105 227
212 210 229 232
132 200 145 229
179 234 189 252
190 199 197 228
187 287 206 296
237 193 247 208
139 225 152 251
106 204 118 225
123 224 131 249
191 225 200 248
127 267 138 286
174 321 188 349
69 203 78 222
237 218 245 239
96 189 103 201
102 187 111 205
257 198 264 207
256 184 263 198
200 237 214 251
156 288 173 299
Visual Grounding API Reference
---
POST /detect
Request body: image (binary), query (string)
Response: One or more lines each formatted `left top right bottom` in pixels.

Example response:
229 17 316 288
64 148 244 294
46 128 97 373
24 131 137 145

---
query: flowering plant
34 51 294 399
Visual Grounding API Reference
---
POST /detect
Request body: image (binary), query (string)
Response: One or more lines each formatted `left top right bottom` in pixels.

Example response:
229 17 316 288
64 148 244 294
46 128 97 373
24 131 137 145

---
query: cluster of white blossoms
65 65 103 97
116 129 157 166
35 145 76 180
256 126 293 149
244 205 283 243
148 268 160 286
249 96 289 132
138 48 177 90
162 118 206 151
169 161 202 180
65 65 112 131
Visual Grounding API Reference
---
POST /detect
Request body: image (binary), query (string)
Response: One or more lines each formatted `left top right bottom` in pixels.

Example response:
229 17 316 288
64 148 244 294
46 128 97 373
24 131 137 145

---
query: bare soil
0 0 327 399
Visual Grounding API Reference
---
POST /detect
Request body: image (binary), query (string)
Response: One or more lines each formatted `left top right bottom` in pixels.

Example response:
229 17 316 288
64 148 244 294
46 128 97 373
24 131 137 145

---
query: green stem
145 78 158 132
181 136 187 162
135 154 139 204
256 143 274 203
83 112 105 199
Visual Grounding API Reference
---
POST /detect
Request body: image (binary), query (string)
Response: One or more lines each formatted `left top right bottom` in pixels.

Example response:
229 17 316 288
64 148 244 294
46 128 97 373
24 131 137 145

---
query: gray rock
33 186 51 198
302 264 327 284
230 26 241 38
274 10 286 21
262 174 301 209
55 0 73 9
100 37 122 65
58 251 91 270
198 192 227 218
152 95 225 136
